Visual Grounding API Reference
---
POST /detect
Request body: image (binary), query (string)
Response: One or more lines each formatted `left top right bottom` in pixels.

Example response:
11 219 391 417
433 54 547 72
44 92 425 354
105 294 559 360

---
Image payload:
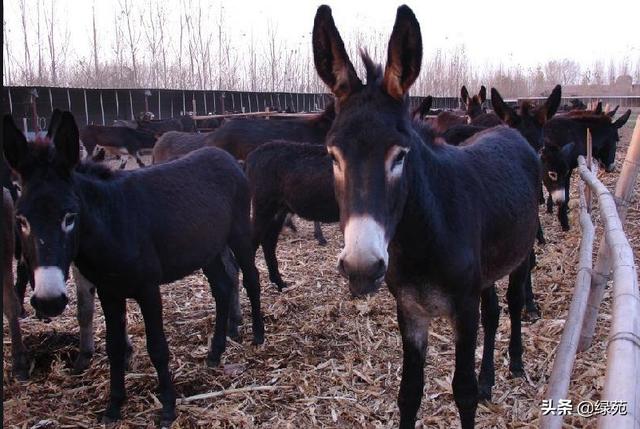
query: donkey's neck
395 137 447 253
72 172 136 275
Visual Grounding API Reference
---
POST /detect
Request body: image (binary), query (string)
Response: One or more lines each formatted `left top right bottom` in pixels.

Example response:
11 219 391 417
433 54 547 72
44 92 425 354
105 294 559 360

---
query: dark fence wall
2 86 459 132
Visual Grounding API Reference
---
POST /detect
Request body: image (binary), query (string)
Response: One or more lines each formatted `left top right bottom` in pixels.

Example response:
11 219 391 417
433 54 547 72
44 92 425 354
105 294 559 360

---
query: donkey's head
313 5 422 296
3 110 81 317
491 85 561 152
460 85 486 119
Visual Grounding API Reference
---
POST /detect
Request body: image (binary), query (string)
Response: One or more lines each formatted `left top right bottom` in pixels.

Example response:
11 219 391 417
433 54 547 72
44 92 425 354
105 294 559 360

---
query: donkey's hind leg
261 211 288 291
203 254 233 367
507 256 530 377
72 265 96 373
229 221 264 346
313 221 328 246
4 260 28 380
478 285 499 401
15 257 30 318
283 213 298 233
221 247 243 341
522 251 541 321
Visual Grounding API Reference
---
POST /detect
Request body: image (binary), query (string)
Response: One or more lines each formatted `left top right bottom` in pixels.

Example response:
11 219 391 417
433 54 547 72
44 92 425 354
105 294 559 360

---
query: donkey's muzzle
31 294 68 317
338 257 386 297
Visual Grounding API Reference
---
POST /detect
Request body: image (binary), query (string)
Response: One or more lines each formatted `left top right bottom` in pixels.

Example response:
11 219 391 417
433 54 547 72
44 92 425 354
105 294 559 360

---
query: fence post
541 181 595 429
579 116 640 351
100 91 105 125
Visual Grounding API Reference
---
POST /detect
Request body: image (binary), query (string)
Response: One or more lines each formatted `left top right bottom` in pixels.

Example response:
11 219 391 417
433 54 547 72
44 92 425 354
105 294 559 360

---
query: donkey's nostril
373 259 386 280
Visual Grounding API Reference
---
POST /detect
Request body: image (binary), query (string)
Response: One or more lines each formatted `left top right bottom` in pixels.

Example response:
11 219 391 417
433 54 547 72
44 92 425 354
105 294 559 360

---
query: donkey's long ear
460 86 469 105
544 84 562 119
383 5 422 100
312 5 361 100
491 88 517 125
479 86 487 103
613 109 631 129
607 105 619 118
412 95 432 119
3 114 29 173
47 108 63 139
53 111 80 169
594 101 603 114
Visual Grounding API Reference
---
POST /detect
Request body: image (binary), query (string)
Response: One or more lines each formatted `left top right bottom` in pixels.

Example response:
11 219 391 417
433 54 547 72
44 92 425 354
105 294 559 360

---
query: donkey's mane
519 100 535 114
75 160 119 180
564 112 613 125
360 50 383 87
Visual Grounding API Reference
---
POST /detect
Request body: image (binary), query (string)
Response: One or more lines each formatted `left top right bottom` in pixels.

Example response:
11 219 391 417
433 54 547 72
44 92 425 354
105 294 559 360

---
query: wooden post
99 91 105 125
129 90 134 120
586 128 592 211
579 116 640 351
30 89 40 132
577 156 640 428
541 182 595 429
83 89 89 125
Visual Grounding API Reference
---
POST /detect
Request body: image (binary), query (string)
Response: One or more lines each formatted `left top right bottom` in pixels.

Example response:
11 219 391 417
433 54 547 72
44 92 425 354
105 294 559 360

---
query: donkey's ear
607 105 619 118
479 86 487 103
613 109 631 129
383 5 422 100
312 5 362 100
47 109 63 139
491 88 517 124
3 114 29 173
594 101 603 114
460 86 469 105
53 111 80 169
412 96 432 119
544 85 561 119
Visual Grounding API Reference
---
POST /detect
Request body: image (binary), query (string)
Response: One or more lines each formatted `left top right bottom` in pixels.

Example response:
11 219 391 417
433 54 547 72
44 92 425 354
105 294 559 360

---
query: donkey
541 109 631 230
80 125 157 168
152 130 216 164
313 6 540 428
3 111 264 425
246 140 339 290
460 85 487 119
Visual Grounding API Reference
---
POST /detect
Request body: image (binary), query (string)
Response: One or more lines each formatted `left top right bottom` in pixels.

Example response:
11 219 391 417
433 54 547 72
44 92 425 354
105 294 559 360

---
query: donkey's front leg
137 286 177 426
396 297 429 429
72 265 95 373
453 292 480 429
478 286 499 401
98 291 128 423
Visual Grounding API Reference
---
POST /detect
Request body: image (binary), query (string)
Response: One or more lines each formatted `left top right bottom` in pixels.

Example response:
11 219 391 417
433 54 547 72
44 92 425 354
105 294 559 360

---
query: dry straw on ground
3 123 639 428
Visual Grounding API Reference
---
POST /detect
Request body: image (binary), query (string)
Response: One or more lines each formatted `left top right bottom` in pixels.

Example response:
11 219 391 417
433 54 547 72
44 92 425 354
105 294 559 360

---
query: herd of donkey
1 5 634 428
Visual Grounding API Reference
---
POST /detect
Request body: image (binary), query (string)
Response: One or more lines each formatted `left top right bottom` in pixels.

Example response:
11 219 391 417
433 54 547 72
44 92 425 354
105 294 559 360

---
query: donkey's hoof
509 365 525 378
316 238 328 246
159 410 177 428
227 326 242 342
478 385 493 402
13 366 29 381
274 281 288 291
124 344 133 371
101 406 122 424
561 223 570 232
522 307 541 323
72 352 93 374
206 353 221 368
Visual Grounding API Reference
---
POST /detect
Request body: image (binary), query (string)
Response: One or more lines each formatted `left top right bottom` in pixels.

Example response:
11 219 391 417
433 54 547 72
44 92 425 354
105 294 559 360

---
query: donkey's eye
547 171 558 181
62 213 77 233
392 150 407 169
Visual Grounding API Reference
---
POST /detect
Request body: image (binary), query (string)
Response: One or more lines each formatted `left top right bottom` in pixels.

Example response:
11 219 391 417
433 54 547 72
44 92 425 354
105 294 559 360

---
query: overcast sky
3 0 639 72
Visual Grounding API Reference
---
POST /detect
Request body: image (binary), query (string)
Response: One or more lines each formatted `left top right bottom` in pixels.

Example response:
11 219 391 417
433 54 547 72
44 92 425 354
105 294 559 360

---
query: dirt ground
3 117 639 428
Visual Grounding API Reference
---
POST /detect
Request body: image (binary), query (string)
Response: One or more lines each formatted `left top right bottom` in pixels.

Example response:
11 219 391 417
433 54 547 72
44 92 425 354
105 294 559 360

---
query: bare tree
19 0 33 82
120 0 141 86
91 1 100 81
